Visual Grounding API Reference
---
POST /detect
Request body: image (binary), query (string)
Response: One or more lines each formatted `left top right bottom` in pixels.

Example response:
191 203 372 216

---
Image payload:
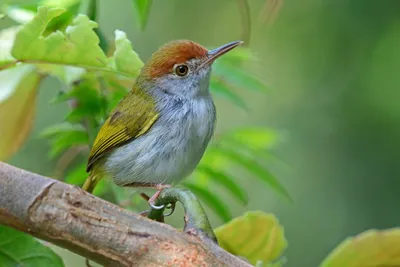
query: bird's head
140 40 243 98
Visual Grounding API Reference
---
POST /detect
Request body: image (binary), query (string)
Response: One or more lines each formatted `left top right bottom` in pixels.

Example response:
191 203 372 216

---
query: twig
259 0 284 26
237 0 252 45
148 188 218 243
0 162 252 267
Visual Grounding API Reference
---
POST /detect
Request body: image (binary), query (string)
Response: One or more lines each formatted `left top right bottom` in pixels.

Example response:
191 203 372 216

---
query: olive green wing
86 89 159 172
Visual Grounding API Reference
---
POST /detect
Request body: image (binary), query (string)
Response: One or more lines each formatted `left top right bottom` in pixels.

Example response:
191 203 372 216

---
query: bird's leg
139 191 175 216
125 182 171 210
148 184 171 210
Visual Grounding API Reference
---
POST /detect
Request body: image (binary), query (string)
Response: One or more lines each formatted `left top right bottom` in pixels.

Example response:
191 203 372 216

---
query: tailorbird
82 40 243 209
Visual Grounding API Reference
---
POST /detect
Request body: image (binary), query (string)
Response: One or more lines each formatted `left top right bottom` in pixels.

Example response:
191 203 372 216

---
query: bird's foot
163 202 176 216
148 184 171 210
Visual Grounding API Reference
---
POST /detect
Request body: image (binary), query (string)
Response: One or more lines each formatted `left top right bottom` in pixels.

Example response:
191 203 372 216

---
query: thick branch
0 162 251 267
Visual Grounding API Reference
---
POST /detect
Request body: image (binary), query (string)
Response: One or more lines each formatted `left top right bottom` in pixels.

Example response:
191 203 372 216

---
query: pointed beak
202 41 244 67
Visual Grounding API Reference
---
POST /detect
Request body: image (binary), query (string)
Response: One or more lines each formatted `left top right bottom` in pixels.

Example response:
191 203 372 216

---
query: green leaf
11 6 108 68
182 181 232 223
224 127 280 151
108 30 144 77
53 73 105 123
64 87 104 123
320 228 400 267
47 127 88 158
196 165 248 205
0 226 64 267
132 0 152 30
214 61 268 92
210 78 247 110
215 211 287 266
212 146 292 202
0 65 41 161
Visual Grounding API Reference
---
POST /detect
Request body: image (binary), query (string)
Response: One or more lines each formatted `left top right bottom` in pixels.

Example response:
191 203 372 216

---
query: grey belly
104 101 215 186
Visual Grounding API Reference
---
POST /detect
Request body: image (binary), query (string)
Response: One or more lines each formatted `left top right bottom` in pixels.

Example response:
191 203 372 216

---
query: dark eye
174 64 189 76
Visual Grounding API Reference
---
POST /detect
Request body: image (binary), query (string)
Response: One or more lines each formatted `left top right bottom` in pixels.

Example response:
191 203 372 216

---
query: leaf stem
0 60 18 70
0 59 134 78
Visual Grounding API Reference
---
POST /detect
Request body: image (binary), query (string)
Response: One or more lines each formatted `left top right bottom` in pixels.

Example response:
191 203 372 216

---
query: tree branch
0 162 251 267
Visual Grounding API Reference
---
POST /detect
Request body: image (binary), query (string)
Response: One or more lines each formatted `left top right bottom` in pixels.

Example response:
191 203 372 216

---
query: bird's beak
201 41 244 68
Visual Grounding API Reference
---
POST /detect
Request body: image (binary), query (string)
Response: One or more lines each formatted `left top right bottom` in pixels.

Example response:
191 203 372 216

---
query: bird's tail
82 172 102 193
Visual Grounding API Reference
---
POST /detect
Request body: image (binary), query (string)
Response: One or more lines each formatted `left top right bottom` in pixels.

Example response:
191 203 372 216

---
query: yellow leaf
215 211 287 265
0 65 41 160
320 228 400 267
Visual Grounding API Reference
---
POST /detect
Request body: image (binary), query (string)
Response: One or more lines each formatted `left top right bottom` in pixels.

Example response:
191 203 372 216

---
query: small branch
147 188 217 243
0 162 252 267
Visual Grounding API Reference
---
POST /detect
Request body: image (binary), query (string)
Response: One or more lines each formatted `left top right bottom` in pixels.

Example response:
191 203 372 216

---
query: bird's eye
174 64 189 76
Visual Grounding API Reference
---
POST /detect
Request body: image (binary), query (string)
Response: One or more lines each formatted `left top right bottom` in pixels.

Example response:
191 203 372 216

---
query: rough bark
0 162 251 267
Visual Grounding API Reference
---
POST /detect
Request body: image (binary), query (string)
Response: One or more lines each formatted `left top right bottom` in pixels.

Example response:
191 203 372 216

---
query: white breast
104 96 216 186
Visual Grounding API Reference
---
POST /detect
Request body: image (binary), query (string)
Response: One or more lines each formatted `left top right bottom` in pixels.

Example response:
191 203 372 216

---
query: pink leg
148 184 171 209
124 182 171 210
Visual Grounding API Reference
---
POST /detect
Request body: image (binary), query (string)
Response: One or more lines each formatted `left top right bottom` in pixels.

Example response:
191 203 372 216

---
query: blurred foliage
0 225 64 267
0 65 41 160
131 0 152 31
320 229 400 267
0 3 288 266
0 5 287 223
1 1 399 267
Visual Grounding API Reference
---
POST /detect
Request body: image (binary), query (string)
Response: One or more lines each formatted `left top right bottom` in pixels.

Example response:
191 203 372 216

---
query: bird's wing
86 88 159 172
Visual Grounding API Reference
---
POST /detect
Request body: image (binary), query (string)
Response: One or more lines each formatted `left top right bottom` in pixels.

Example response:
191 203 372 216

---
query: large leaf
320 228 400 267
0 65 41 160
215 211 287 266
9 6 143 80
108 30 144 77
131 0 152 30
11 6 108 68
0 226 64 267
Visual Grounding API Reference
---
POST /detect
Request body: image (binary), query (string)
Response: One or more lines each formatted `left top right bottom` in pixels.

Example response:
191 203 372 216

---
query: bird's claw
149 202 165 210
163 202 176 217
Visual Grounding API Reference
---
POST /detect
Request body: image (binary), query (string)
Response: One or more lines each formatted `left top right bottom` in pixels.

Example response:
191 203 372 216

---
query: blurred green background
2 0 400 266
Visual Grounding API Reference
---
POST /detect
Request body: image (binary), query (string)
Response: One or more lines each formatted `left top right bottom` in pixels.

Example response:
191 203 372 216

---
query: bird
82 39 243 209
